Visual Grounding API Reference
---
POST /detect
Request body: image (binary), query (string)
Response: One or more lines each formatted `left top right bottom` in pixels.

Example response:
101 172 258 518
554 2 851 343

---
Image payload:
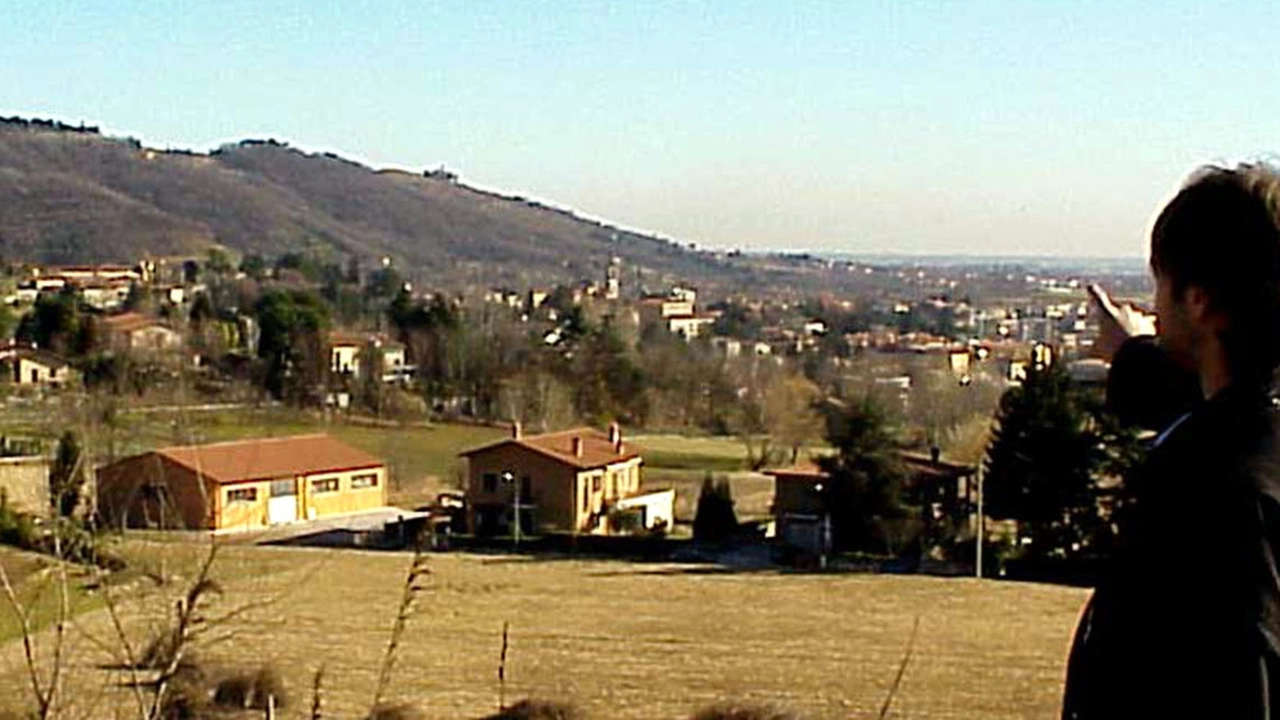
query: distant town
0 246 1138 550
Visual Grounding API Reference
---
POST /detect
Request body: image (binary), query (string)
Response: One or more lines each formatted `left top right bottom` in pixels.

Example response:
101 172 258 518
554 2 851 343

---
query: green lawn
632 433 752 472
0 547 103 644
144 409 506 491
0 404 508 505
125 409 507 503
3 402 796 511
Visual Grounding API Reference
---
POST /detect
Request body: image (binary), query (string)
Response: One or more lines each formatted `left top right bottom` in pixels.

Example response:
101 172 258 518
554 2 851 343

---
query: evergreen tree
254 289 331 402
50 430 85 518
239 253 267 280
817 396 911 553
0 303 15 342
345 255 362 285
365 265 404 298
693 475 738 542
983 361 1115 561
17 288 83 356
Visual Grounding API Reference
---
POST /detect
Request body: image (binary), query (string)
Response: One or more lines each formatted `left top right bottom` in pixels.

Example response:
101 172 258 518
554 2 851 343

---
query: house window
521 476 532 500
483 473 498 493
311 477 340 494
351 473 378 489
592 475 601 493
226 487 257 504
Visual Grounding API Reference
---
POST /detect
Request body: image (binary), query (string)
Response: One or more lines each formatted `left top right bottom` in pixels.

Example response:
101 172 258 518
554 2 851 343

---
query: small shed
3 349 72 386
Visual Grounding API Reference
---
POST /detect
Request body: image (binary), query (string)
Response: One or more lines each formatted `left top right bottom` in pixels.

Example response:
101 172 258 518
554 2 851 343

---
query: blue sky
2 0 1277 257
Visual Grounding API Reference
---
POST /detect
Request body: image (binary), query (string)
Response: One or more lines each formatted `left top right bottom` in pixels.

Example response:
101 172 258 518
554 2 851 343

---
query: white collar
1153 412 1192 448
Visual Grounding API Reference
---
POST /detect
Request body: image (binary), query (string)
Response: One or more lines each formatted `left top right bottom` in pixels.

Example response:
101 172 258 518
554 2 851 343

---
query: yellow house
459 423 655 536
96 434 388 531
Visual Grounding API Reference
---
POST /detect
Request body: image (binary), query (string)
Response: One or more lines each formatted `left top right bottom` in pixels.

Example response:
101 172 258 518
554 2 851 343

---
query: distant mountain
0 119 761 291
819 252 1148 274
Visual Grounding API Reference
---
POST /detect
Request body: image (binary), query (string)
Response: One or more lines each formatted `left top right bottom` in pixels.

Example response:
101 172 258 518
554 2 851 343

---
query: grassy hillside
0 543 1087 719
0 121 770 291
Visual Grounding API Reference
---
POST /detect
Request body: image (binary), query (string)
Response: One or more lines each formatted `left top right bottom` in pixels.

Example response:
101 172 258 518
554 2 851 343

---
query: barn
96 434 388 531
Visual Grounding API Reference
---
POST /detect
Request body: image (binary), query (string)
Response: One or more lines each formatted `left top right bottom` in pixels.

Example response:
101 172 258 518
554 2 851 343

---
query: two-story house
329 331 410 382
100 312 183 353
460 423 671 536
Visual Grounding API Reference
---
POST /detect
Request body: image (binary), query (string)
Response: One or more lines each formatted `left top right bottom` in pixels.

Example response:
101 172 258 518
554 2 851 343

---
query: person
1062 163 1280 718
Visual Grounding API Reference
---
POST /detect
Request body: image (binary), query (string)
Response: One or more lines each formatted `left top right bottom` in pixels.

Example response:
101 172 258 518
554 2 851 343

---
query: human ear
1184 286 1226 330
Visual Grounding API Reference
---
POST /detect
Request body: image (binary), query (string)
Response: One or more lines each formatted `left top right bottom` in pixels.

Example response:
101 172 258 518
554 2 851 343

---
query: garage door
267 479 298 525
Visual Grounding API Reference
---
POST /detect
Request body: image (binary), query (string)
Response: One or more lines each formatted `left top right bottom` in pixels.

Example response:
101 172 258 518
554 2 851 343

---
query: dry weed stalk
0 473 78 720
371 543 431 710
93 536 150 720
309 665 325 720
498 620 510 712
146 541 223 718
877 615 921 720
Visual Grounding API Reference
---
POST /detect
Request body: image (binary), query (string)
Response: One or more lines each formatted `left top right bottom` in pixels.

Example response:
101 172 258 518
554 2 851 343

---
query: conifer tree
984 361 1106 560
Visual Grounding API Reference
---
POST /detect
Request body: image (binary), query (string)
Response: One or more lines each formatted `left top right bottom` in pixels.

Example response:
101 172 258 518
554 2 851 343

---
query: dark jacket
1062 338 1280 718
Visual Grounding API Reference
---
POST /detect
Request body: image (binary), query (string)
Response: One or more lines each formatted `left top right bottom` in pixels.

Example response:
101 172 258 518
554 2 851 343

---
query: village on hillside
0 249 1135 574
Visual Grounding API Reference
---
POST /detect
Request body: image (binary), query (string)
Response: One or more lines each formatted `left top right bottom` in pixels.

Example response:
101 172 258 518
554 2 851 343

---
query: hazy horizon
3 1 1274 258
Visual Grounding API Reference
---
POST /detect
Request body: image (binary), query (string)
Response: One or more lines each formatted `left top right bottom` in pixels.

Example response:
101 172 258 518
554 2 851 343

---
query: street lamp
814 481 831 571
501 471 521 548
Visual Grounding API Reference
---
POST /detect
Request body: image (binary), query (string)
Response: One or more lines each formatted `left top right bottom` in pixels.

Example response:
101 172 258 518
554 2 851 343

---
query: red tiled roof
459 427 642 470
101 312 168 333
154 434 384 485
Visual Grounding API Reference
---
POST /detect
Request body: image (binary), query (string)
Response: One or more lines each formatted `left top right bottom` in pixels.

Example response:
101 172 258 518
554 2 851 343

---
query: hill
0 118 768 290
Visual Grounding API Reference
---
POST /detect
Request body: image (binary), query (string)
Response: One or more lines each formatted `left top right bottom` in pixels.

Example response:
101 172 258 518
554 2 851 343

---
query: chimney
608 422 621 445
572 436 584 458
930 446 941 464
512 421 523 440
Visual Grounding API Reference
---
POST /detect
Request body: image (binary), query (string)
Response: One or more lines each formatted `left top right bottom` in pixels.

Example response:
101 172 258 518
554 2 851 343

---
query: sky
2 1 1278 258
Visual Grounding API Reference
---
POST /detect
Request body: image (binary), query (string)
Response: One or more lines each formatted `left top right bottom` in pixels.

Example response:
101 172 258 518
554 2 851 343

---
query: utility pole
815 481 829 571
502 471 521 549
975 462 985 579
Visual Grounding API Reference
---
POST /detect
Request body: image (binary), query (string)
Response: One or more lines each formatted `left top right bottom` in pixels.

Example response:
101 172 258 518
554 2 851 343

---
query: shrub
157 659 213 720
0 498 39 549
690 704 801 720
212 664 288 710
480 699 585 720
367 703 427 720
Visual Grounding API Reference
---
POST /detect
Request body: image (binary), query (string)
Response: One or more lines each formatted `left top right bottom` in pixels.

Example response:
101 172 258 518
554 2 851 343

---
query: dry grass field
0 541 1088 720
